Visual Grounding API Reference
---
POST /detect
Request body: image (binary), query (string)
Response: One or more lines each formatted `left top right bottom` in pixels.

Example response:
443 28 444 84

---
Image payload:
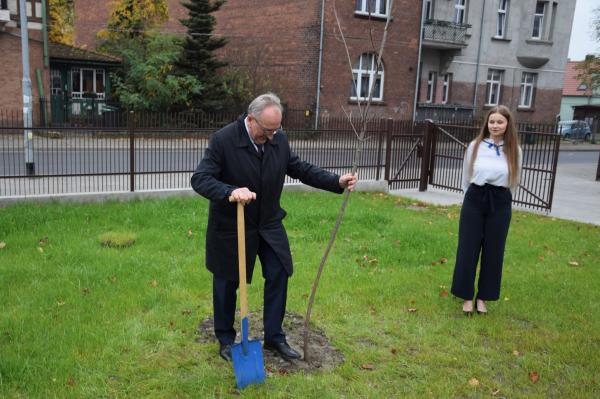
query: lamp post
19 0 34 175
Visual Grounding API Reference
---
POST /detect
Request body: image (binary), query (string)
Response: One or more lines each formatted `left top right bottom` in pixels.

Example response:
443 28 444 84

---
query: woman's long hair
469 105 521 190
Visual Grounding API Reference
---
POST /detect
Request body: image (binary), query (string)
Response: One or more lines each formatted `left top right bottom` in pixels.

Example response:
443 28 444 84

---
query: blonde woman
451 105 522 315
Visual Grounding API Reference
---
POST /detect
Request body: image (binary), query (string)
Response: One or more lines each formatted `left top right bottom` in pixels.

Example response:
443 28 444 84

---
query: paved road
392 150 600 225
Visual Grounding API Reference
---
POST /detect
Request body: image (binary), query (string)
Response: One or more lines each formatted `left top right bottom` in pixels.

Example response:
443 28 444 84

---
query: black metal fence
0 110 562 211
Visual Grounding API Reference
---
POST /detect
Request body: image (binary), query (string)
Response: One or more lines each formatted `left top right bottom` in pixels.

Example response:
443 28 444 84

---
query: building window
519 72 536 108
532 1 545 39
1 0 8 10
51 70 62 95
425 0 433 20
351 53 384 101
71 68 105 99
485 69 503 106
16 0 43 20
355 0 389 18
455 0 467 24
496 0 509 38
442 73 452 104
426 71 437 103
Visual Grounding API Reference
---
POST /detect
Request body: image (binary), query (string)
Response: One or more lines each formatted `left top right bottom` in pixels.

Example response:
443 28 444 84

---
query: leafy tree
575 7 600 93
97 0 168 53
176 0 228 111
111 33 202 111
49 0 74 45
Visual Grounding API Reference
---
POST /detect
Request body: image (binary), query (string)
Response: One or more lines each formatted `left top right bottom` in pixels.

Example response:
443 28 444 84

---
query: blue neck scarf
482 139 503 156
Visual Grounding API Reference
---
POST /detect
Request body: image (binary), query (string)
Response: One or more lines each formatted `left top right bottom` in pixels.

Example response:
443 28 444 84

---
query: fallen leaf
168 321 175 329
181 309 192 316
57 301 66 307
302 293 309 299
390 348 398 355
468 378 480 386
187 229 193 237
82 288 90 295
150 279 158 287
39 237 49 246
370 307 377 316
439 289 449 298
360 364 375 370
0 241 6 249
538 255 545 261
504 297 510 301
513 350 520 356
407 308 417 313
439 258 448 264
431 261 438 266
492 388 501 396
529 371 539 383
66 376 75 386
278 369 289 376
568 261 580 267
37 247 44 253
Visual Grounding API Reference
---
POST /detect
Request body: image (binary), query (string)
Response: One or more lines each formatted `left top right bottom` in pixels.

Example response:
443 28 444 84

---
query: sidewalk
391 147 600 225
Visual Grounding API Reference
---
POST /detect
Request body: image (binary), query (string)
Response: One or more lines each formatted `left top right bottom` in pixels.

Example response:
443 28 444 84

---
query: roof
49 42 121 65
563 61 593 97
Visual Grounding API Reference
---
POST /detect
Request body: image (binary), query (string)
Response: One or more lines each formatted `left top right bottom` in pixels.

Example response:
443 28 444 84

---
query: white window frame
496 0 508 38
71 68 106 100
355 0 389 18
485 69 503 106
442 73 451 104
51 69 62 95
519 72 536 108
532 1 545 39
351 53 384 101
455 0 466 24
426 71 437 103
425 0 433 20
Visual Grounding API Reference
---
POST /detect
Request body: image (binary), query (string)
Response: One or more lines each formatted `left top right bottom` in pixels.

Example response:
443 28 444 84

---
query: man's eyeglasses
253 118 281 135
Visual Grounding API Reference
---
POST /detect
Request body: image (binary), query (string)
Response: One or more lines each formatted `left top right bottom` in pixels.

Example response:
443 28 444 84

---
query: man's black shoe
264 341 301 360
219 343 232 362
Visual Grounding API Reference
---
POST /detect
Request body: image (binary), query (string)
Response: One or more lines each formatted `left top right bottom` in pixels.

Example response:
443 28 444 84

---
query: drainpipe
19 0 34 175
472 0 486 117
314 0 325 129
42 0 48 67
413 0 426 121
36 68 47 125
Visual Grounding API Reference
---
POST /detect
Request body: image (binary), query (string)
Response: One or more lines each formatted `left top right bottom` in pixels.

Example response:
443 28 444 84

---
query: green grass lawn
1 192 599 398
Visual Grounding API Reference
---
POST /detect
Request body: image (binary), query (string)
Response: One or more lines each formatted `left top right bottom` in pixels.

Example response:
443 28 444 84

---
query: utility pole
19 0 34 175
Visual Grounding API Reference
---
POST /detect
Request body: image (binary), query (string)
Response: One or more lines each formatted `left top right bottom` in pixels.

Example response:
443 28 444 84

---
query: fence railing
0 111 565 210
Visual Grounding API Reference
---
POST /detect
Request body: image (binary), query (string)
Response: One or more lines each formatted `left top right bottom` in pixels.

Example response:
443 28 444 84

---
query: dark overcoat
191 115 343 282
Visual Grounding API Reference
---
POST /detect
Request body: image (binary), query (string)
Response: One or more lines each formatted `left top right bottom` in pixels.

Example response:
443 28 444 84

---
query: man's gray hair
248 93 283 118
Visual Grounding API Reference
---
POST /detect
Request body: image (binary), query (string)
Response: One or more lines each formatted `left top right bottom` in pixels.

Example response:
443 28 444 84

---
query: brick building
418 0 576 123
72 0 421 120
0 0 50 119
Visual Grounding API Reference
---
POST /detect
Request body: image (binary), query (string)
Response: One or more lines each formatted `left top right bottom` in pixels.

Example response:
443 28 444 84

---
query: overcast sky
568 0 599 60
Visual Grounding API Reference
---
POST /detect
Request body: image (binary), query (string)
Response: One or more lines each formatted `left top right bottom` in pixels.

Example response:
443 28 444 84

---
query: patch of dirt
196 311 345 374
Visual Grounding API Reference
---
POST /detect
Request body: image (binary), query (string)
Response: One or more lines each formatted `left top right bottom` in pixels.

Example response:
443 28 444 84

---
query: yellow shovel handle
230 197 248 319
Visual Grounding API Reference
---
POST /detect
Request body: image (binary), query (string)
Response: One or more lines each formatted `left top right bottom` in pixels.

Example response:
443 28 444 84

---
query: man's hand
339 173 357 192
229 187 256 204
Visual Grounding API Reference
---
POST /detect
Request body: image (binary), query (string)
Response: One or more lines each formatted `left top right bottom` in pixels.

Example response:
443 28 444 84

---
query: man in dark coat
191 93 356 361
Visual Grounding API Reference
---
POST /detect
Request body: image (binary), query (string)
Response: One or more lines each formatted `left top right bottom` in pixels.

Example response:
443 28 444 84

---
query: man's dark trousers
213 237 288 346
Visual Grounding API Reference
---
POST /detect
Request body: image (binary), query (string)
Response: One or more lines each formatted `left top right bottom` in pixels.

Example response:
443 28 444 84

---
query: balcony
422 20 471 50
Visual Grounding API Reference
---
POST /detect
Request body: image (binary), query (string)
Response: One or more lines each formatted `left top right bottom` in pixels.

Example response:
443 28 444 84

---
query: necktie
256 144 264 155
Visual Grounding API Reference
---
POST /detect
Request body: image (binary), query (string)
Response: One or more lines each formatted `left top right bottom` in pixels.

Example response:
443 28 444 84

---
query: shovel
229 199 266 389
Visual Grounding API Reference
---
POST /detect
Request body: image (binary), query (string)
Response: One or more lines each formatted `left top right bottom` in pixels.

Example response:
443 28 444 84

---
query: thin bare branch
333 2 362 116
303 0 394 361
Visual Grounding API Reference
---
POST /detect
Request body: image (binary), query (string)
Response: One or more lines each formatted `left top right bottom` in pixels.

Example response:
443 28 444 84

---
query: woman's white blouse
462 140 522 192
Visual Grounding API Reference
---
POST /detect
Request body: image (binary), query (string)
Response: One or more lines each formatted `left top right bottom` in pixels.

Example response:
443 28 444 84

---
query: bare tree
303 0 394 360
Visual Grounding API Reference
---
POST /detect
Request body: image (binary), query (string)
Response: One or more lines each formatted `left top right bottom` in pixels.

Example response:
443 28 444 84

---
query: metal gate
423 121 561 211
385 120 428 190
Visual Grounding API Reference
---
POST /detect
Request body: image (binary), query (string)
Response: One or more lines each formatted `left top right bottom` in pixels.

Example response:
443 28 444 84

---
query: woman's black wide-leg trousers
451 183 512 301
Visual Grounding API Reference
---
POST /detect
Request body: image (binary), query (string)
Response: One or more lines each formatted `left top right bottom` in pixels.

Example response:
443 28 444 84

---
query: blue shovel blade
231 318 266 389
